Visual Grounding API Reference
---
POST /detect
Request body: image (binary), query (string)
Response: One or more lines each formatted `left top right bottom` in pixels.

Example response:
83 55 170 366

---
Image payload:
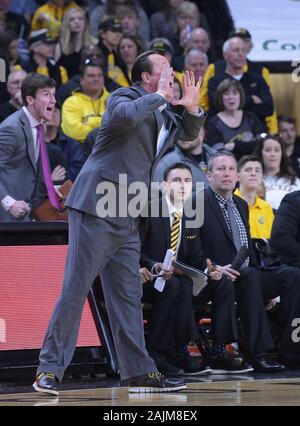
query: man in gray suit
34 50 205 395
0 73 56 221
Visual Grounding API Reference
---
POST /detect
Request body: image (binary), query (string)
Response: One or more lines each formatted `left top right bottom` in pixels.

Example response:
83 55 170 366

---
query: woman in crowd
0 30 27 72
253 134 300 210
115 34 144 86
206 78 265 160
56 7 94 77
31 0 79 40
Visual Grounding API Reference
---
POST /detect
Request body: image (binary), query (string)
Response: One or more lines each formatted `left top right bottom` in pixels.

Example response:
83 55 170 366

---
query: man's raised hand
157 63 174 102
172 71 202 113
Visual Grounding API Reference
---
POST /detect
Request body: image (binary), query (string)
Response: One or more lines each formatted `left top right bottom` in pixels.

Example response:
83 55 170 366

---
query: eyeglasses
82 58 103 66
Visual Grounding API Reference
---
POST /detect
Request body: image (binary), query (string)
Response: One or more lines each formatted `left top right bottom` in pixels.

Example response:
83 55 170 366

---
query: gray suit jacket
0 109 46 221
66 84 205 218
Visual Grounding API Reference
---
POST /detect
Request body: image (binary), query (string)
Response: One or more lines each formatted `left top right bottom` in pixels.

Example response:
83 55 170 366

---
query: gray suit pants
37 209 156 381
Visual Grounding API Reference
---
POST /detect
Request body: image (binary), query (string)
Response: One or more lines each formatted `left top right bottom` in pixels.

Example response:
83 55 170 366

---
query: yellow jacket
200 62 278 134
61 88 110 142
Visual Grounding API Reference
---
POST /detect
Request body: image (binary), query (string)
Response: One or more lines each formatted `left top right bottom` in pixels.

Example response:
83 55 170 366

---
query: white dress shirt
155 92 204 157
156 102 168 157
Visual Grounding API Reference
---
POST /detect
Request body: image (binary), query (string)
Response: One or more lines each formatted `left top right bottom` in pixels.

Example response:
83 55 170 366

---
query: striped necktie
170 211 181 256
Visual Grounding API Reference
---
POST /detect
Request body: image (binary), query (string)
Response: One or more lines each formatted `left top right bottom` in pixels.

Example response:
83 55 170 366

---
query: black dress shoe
128 371 186 393
171 346 212 375
250 354 286 373
207 352 253 374
33 372 59 396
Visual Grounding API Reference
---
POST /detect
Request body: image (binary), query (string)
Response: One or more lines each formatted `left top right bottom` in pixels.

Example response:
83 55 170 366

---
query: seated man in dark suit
140 162 253 375
201 151 300 369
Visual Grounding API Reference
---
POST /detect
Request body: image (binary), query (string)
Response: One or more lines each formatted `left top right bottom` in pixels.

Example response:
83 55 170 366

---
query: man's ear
141 71 151 84
26 95 34 107
161 180 168 194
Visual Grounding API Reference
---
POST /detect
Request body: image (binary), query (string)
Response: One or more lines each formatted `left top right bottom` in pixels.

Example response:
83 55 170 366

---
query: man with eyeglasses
55 44 121 106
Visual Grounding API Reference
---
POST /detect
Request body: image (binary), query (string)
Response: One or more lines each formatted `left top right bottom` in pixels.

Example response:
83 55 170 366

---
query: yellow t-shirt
234 188 274 239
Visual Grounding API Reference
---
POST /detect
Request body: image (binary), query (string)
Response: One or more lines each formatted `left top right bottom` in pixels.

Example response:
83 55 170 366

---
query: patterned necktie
170 211 181 256
37 124 60 209
226 200 242 252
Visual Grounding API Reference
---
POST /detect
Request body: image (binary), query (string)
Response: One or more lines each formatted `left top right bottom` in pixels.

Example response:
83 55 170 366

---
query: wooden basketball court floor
1 372 300 406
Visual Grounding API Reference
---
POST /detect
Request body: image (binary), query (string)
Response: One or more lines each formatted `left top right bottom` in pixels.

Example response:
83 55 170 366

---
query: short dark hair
207 151 236 171
237 154 262 172
21 73 56 106
79 59 103 77
214 78 245 112
278 115 296 127
163 162 193 181
131 50 157 84
118 5 139 19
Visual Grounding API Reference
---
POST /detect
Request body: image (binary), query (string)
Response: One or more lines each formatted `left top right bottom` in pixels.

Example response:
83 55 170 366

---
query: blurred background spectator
253 134 300 210
90 0 149 41
22 29 68 87
46 106 87 182
115 34 143 86
278 115 300 178
55 7 94 78
0 30 29 72
55 43 120 105
150 0 183 40
0 0 30 38
31 0 79 40
202 37 275 133
0 68 27 121
206 78 264 160
61 59 109 143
